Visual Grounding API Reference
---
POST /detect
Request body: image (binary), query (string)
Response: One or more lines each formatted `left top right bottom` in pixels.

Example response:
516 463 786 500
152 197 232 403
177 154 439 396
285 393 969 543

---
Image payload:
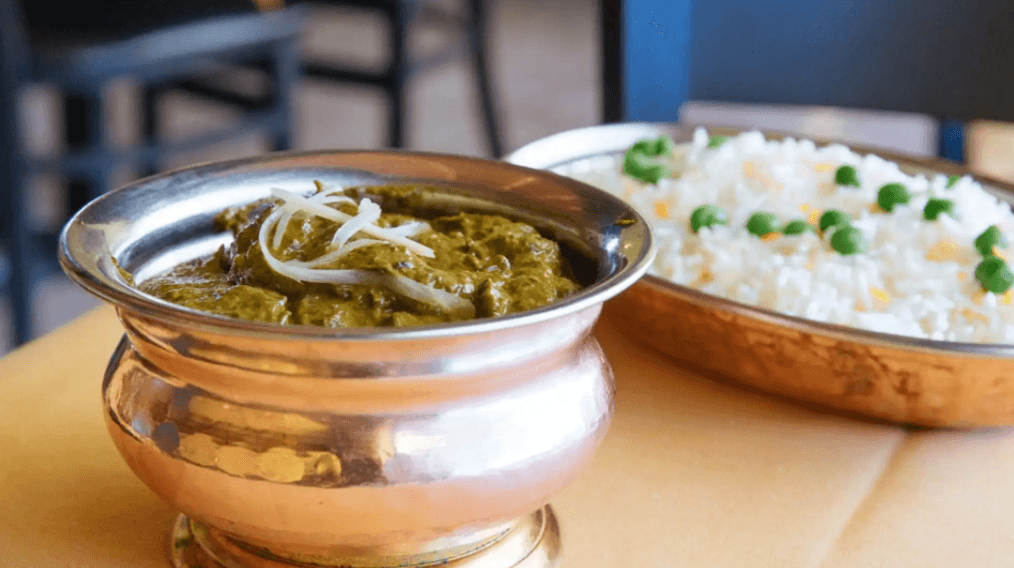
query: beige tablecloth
3 307 1014 567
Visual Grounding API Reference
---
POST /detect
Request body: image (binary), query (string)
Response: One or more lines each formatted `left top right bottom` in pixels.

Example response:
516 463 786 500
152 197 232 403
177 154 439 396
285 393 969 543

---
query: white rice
556 128 1014 343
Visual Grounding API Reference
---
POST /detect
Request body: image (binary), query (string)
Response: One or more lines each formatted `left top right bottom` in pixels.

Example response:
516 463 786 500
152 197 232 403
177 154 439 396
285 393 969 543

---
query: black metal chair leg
599 0 623 124
0 106 32 346
1 0 33 345
466 0 504 157
7 179 32 347
269 38 300 151
64 90 113 213
65 93 96 215
140 83 162 177
386 1 409 149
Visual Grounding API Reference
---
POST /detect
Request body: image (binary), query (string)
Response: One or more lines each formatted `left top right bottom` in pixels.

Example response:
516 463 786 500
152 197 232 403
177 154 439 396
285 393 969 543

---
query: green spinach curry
139 183 583 327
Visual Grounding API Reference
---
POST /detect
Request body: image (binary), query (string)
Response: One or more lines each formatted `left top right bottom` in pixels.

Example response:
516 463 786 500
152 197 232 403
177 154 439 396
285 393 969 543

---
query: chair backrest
602 0 1014 156
0 0 30 86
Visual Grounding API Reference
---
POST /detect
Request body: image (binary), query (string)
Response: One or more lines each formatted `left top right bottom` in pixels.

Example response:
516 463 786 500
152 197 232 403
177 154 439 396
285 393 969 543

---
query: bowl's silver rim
58 148 656 341
505 121 1014 358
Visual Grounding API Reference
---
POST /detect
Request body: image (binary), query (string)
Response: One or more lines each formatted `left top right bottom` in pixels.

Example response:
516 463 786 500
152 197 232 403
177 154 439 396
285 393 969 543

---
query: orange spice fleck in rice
1004 290 1013 305
869 286 890 304
761 233 781 243
973 290 987 306
654 201 670 219
808 210 820 225
800 203 811 213
742 161 758 179
926 240 959 262
961 307 989 325
992 246 1009 261
813 162 834 173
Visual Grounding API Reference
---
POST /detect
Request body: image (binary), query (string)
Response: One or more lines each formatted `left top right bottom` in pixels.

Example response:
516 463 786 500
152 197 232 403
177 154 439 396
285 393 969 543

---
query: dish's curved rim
58 148 656 341
506 121 1014 357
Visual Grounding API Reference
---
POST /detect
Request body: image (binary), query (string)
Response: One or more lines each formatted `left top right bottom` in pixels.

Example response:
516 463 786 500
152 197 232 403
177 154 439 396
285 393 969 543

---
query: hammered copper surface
508 122 1014 428
606 280 1014 427
103 310 608 558
59 151 654 567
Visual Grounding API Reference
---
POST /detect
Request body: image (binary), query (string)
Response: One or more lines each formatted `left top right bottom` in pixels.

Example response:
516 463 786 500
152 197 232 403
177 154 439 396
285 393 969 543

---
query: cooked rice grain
557 128 1014 343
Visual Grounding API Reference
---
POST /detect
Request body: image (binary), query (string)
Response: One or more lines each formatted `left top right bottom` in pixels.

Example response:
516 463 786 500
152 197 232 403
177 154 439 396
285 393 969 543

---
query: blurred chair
600 0 1014 162
0 0 306 345
301 0 504 156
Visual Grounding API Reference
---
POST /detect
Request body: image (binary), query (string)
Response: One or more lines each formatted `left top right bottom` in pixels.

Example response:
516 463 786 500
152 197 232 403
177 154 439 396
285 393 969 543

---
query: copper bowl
58 151 654 567
508 122 1014 428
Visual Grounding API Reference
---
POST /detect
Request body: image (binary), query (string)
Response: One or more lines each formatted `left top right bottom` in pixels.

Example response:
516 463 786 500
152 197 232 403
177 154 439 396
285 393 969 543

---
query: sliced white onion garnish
259 209 382 284
271 187 350 222
258 207 299 279
271 189 354 250
270 188 434 258
269 264 473 317
310 182 344 199
331 198 382 249
256 193 473 317
319 195 356 206
384 220 431 238
296 238 384 268
385 273 475 318
271 203 298 251
311 188 355 206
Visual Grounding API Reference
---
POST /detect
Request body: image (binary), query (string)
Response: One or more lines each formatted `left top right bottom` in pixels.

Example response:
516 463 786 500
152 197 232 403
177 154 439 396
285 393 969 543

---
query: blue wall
620 0 1014 124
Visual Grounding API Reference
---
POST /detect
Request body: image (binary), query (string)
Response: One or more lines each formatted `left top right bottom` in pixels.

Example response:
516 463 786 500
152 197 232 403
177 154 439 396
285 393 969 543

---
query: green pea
975 256 1014 293
946 174 960 189
746 212 780 237
635 163 668 184
818 209 851 234
782 219 814 235
877 183 911 212
690 205 728 233
835 165 860 187
631 135 674 157
829 226 867 255
623 136 677 184
923 198 955 221
707 135 729 149
975 225 1007 257
630 140 653 154
623 150 669 184
650 135 675 156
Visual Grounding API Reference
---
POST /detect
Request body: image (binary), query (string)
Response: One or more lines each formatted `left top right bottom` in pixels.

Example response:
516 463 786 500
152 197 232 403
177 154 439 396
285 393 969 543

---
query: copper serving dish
508 122 1014 428
58 151 654 568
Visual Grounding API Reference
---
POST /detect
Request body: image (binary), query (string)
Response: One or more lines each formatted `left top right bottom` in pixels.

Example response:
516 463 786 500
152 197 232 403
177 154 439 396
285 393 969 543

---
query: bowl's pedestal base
170 506 560 568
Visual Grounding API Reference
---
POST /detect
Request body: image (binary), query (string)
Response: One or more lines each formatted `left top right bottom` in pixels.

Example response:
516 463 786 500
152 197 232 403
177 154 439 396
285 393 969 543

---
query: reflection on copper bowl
59 151 654 568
